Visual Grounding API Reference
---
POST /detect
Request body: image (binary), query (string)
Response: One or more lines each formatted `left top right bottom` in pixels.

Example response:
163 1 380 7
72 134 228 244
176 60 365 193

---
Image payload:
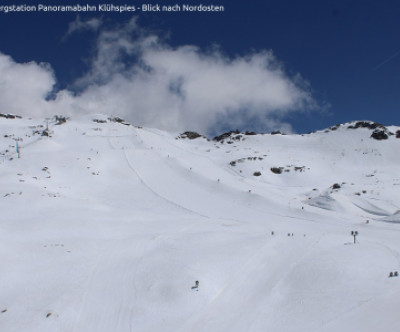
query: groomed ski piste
1 114 400 332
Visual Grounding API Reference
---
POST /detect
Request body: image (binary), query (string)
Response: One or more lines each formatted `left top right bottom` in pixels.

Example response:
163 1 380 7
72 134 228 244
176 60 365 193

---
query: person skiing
191 280 199 291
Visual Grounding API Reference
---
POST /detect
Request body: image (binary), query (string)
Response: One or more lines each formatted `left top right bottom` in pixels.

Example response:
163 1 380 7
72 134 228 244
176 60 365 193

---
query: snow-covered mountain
1 114 400 332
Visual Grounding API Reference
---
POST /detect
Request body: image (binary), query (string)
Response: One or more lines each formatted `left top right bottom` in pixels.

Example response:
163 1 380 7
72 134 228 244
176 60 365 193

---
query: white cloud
0 53 55 117
0 19 318 135
63 15 102 40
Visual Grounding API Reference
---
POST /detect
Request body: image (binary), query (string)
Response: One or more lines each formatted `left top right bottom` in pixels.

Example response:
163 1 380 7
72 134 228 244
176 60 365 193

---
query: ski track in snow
108 136 211 219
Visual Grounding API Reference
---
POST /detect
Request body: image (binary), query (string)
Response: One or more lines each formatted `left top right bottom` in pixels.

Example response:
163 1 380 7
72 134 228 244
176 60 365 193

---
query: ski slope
1 114 400 331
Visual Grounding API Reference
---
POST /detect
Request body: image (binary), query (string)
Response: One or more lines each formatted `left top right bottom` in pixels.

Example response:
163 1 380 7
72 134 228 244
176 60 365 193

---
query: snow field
1 116 400 331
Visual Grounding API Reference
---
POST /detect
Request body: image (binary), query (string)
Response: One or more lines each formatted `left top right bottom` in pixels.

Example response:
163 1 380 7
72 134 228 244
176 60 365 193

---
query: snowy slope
1 115 400 332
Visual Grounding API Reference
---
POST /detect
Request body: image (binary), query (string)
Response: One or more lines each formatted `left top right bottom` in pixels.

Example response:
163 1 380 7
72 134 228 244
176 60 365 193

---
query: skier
191 280 199 291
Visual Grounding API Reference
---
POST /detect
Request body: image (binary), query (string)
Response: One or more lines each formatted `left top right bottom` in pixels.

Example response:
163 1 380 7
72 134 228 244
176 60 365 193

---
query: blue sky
0 0 400 135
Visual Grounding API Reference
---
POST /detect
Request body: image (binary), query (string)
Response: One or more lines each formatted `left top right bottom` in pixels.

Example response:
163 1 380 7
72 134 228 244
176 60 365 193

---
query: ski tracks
108 136 211 220
177 233 322 332
72 240 143 332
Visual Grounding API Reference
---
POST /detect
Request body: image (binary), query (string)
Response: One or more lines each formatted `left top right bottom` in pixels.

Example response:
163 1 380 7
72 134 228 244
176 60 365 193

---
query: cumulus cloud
0 18 319 135
0 53 55 117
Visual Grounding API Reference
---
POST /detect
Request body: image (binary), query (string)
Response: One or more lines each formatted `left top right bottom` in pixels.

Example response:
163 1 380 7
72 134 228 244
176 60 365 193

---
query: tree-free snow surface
1 115 400 332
